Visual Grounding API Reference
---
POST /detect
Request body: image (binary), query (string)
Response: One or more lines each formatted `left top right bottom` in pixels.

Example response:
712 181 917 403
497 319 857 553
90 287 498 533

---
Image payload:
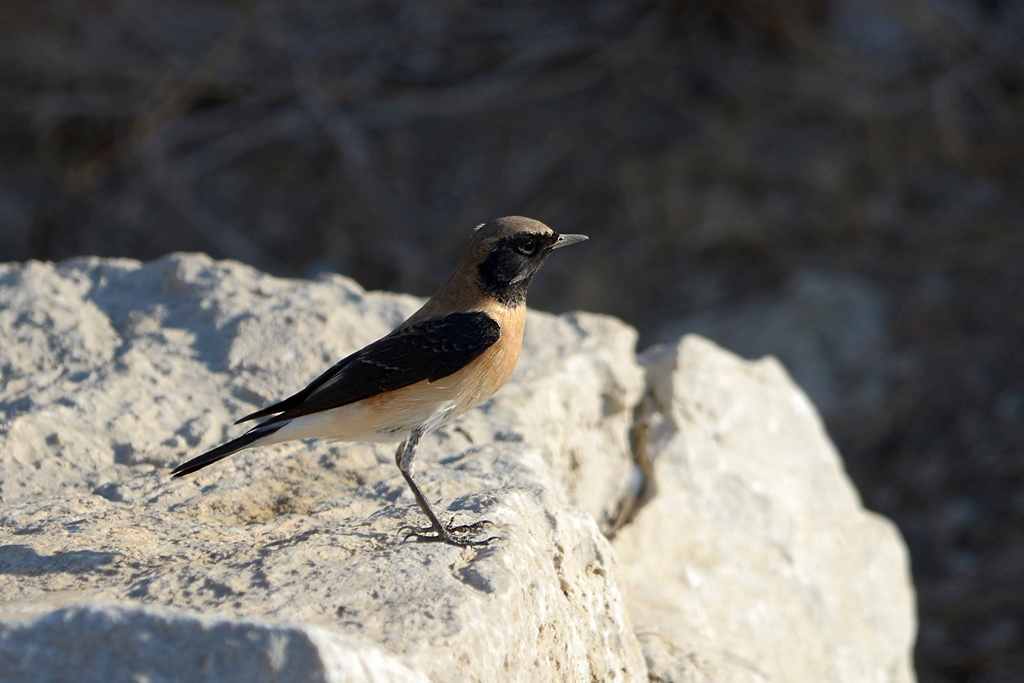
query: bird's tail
170 422 285 477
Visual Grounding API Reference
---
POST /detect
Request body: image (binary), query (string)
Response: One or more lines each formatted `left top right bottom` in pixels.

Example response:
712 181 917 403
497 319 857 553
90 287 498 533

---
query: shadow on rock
0 544 118 576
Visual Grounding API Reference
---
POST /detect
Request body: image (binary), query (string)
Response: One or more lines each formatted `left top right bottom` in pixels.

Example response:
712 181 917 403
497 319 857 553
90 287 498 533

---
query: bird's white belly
270 394 462 445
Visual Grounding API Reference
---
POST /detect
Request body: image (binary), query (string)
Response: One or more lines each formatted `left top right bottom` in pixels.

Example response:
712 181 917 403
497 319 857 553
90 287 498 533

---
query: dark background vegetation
2 0 1022 680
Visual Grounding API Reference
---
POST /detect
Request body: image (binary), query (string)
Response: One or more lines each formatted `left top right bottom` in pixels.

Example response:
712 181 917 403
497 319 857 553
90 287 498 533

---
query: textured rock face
615 338 916 682
0 604 431 683
0 254 915 682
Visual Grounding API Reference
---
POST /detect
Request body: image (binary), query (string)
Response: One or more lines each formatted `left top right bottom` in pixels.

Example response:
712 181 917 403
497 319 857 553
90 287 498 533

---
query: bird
171 216 588 546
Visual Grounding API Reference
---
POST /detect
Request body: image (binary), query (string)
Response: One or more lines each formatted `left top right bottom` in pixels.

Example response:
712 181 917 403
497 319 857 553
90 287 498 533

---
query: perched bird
172 216 587 546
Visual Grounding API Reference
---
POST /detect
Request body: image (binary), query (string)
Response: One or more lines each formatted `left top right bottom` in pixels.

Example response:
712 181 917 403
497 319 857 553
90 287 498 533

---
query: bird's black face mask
476 232 560 307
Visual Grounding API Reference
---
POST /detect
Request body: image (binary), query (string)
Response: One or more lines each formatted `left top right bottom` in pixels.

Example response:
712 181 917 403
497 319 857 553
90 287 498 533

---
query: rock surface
0 254 916 682
0 603 430 683
615 338 916 682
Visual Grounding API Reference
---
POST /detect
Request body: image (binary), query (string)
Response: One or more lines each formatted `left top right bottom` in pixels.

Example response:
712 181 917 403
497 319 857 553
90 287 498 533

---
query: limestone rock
613 336 916 683
0 253 916 682
0 254 644 682
0 603 429 683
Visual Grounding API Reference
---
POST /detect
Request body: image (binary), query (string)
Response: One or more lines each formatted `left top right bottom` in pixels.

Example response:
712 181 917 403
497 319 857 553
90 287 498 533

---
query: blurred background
1 0 1022 679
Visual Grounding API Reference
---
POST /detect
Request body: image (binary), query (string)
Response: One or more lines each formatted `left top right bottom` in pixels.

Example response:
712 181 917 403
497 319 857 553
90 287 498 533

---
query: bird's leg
394 430 446 538
394 428 496 547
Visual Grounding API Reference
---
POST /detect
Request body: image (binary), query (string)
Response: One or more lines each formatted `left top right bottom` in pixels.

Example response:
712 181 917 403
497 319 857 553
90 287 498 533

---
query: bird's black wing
236 311 501 426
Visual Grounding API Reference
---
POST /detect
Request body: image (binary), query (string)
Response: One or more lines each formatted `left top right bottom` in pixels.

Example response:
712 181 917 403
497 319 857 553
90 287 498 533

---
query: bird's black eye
517 238 537 255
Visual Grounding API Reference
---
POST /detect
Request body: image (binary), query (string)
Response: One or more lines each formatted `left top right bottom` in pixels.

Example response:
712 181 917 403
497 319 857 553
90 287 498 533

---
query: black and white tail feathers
170 422 285 477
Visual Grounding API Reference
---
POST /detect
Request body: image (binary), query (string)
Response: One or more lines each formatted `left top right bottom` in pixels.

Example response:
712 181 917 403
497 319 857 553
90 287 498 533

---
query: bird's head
468 216 588 307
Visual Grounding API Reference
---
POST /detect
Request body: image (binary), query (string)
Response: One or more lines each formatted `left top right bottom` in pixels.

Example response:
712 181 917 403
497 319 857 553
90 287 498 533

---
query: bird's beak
550 233 589 250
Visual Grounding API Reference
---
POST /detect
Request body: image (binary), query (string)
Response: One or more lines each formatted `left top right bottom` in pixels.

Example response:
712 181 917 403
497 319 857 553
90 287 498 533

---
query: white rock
613 336 916 683
0 254 916 682
0 254 645 683
0 603 429 683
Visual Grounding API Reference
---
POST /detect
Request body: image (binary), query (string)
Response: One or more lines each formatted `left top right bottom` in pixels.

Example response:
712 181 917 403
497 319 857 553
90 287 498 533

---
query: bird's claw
401 518 498 547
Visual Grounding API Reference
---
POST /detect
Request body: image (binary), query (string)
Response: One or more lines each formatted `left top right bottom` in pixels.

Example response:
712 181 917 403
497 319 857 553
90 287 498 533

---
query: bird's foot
402 517 498 547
